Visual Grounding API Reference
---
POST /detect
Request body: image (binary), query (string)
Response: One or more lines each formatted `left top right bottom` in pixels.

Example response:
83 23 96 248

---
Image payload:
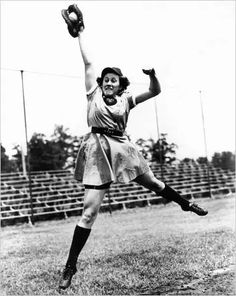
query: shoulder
120 91 136 110
86 85 101 101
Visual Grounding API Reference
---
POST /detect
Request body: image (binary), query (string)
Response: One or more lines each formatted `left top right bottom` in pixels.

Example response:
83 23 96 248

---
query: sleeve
127 93 137 110
86 85 99 101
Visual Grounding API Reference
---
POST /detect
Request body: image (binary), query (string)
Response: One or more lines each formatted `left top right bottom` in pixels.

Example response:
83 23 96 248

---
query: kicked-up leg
134 170 208 216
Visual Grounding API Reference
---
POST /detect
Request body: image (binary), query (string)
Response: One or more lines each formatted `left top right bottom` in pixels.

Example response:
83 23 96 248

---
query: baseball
69 12 78 22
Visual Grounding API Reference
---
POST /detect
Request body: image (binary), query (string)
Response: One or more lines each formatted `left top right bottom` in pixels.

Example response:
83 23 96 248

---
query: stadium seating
1 164 235 226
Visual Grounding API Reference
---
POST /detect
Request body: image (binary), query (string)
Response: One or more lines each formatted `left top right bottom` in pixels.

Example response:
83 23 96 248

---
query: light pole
154 99 164 181
20 70 34 224
199 90 212 198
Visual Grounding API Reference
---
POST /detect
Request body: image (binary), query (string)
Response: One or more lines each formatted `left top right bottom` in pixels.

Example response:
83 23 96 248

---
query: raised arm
135 69 161 105
61 4 96 93
77 30 96 93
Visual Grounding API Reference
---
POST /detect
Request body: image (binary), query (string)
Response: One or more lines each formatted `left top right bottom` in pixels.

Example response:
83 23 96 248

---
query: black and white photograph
1 1 235 295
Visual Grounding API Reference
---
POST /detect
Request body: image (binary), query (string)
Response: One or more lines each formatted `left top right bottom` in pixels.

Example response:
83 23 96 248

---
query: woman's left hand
142 68 156 76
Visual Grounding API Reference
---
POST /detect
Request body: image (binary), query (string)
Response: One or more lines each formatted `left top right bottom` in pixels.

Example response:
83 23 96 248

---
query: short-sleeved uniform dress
74 85 150 186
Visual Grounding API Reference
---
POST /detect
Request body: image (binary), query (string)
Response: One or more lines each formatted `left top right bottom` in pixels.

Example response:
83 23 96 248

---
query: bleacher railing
1 164 235 226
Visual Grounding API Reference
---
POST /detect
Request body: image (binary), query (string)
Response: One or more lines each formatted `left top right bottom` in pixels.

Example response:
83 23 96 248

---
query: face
102 73 121 97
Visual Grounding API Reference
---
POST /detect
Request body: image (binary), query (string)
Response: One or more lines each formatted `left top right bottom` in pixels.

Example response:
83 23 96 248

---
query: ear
96 77 102 86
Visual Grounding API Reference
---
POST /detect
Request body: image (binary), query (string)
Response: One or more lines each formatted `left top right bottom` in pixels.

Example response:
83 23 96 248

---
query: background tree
1 144 17 172
151 133 178 164
12 145 25 172
51 125 83 169
135 134 178 164
30 133 58 171
50 125 72 170
13 133 54 171
211 151 235 171
181 158 196 165
12 125 82 171
196 157 208 165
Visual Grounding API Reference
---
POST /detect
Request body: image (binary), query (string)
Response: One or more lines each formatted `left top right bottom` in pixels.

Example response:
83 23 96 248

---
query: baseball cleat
181 202 208 216
58 266 77 290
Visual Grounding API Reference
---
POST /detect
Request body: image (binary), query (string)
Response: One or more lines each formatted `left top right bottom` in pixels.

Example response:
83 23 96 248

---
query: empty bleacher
1 164 235 226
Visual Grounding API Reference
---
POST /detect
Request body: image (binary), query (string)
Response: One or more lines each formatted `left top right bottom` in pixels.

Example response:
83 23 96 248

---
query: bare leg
78 188 108 228
134 170 165 193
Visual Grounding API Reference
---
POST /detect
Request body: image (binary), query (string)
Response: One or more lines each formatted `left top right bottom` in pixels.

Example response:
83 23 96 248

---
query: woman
59 4 208 290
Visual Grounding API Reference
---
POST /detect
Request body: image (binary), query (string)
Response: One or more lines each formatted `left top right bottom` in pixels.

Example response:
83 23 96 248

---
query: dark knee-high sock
65 225 91 270
160 184 189 208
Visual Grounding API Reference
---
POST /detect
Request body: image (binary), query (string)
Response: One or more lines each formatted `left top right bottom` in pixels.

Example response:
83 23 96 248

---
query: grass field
1 195 235 295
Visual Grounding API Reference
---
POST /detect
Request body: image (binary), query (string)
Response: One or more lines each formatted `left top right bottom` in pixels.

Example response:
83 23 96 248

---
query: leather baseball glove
61 4 84 38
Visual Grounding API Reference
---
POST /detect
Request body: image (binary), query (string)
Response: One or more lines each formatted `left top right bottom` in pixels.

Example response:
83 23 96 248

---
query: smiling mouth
104 89 114 96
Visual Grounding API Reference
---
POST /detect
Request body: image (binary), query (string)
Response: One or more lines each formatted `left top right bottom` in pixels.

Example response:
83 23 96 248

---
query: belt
91 126 123 137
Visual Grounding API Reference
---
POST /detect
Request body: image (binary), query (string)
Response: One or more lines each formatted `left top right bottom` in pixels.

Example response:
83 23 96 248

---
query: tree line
1 125 235 173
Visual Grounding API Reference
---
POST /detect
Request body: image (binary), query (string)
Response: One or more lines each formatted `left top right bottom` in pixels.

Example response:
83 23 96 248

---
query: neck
102 94 117 106
103 94 114 99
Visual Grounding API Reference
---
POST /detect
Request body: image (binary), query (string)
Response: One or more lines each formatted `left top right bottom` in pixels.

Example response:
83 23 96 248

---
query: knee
148 176 165 193
80 208 98 226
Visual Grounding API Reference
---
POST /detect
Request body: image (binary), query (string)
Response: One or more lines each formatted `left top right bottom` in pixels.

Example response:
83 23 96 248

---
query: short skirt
74 132 150 185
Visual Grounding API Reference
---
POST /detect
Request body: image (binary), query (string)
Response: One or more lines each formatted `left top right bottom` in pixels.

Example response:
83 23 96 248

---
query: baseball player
59 4 208 290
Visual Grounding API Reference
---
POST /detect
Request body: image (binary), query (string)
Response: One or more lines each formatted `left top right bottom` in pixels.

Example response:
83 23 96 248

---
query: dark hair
96 75 130 96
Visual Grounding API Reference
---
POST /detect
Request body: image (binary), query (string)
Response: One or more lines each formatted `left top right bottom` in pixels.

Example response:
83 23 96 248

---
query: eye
104 77 109 83
111 78 117 83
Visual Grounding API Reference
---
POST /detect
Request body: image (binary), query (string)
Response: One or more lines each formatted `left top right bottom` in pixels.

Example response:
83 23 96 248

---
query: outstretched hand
61 4 84 38
142 68 156 76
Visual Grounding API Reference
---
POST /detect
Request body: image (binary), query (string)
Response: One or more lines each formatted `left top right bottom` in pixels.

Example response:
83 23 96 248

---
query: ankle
65 264 77 273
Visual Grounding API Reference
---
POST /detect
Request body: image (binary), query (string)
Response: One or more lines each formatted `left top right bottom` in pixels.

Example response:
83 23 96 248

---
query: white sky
1 0 235 160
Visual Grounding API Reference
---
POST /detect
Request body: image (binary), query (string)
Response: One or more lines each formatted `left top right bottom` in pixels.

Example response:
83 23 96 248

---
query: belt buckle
106 128 114 135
